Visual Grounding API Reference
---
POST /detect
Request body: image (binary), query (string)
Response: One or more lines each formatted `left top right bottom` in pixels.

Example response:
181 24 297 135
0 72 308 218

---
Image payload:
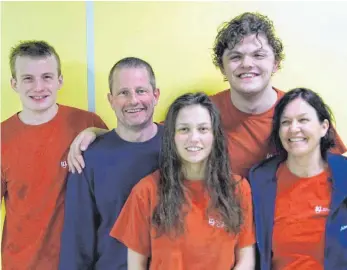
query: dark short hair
108 57 156 93
9 40 61 79
270 87 336 159
213 12 284 71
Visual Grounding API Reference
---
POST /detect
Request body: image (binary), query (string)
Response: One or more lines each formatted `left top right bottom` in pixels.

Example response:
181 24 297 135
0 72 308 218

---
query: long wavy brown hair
152 92 243 237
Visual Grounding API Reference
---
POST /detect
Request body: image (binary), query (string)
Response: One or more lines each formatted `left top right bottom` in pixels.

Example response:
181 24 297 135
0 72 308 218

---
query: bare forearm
128 248 148 270
233 261 255 270
233 245 255 270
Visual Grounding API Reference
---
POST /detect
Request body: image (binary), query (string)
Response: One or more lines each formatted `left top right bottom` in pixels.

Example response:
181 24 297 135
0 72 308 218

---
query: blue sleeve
59 165 98 270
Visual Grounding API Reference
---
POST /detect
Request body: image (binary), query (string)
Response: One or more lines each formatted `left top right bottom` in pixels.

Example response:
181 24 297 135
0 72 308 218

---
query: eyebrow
114 87 131 93
20 74 33 78
176 122 211 126
227 48 268 56
281 113 309 119
20 73 55 78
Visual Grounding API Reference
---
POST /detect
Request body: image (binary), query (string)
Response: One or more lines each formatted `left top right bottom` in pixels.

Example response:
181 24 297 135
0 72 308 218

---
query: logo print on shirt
314 205 330 214
341 225 347 232
266 153 274 159
60 161 68 168
208 218 225 228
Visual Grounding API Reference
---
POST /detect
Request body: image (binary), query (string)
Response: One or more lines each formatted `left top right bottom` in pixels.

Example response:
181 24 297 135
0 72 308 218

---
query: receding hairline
109 66 153 89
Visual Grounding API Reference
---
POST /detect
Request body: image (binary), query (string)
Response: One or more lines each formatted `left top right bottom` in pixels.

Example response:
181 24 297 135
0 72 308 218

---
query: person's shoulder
59 104 106 130
132 170 160 197
274 87 285 99
249 155 284 175
60 104 99 118
156 123 164 131
327 153 347 170
232 174 251 195
209 89 230 103
1 114 22 143
155 123 165 137
1 113 19 128
83 130 118 156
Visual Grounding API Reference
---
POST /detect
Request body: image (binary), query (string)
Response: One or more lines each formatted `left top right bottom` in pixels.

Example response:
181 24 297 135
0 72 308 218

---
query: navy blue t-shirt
59 125 163 270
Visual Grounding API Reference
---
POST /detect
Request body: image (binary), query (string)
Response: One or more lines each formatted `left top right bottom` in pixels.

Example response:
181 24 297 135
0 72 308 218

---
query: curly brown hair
152 92 243 237
213 12 284 71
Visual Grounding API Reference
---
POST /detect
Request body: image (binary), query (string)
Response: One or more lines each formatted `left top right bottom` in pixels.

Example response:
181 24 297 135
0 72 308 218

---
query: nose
34 79 45 92
189 129 200 142
241 55 253 68
289 120 300 132
128 92 139 105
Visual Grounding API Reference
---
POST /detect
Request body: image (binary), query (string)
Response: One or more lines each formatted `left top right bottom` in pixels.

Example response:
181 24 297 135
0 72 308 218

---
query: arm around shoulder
67 113 108 174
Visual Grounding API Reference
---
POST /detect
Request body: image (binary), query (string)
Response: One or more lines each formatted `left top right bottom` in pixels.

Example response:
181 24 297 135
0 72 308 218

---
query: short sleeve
110 180 152 257
236 177 256 248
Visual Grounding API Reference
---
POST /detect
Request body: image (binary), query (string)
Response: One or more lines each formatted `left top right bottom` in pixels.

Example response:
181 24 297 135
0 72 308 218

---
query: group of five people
1 12 347 270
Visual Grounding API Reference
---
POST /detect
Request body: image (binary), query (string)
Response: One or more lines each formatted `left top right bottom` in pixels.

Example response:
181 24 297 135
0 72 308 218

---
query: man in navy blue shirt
59 57 163 270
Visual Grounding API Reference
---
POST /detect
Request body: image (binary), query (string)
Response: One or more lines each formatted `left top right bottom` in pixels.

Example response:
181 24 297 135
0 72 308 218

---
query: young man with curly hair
209 12 346 177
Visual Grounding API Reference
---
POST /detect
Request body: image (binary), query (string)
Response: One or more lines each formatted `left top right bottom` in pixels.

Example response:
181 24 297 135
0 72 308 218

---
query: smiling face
279 98 329 159
11 55 63 115
174 104 214 170
221 33 278 96
108 67 160 130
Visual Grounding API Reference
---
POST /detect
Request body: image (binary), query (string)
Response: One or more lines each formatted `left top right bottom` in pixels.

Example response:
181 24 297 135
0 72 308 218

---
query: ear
219 64 226 76
107 92 113 107
272 61 280 74
58 74 64 89
153 88 160 106
320 119 329 138
10 77 18 92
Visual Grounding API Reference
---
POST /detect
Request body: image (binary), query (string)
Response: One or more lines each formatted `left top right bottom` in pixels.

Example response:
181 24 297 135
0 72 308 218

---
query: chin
287 151 309 159
236 87 264 95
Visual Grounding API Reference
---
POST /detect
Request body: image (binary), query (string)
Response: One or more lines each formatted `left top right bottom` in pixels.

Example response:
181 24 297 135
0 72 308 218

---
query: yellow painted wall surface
1 1 89 121
1 0 347 247
93 1 347 139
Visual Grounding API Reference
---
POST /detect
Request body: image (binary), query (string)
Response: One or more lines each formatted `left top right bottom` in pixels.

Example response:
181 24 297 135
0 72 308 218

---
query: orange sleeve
237 177 256 248
110 180 152 257
331 126 347 154
91 113 108 130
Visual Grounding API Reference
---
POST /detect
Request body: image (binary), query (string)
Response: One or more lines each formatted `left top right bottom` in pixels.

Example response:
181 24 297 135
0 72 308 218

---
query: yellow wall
92 1 347 141
1 2 89 120
1 0 347 235
2 2 347 137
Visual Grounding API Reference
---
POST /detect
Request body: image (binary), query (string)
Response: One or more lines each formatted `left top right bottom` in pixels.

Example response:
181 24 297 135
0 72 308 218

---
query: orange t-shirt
1 105 107 270
110 171 255 270
272 162 331 270
210 88 346 177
